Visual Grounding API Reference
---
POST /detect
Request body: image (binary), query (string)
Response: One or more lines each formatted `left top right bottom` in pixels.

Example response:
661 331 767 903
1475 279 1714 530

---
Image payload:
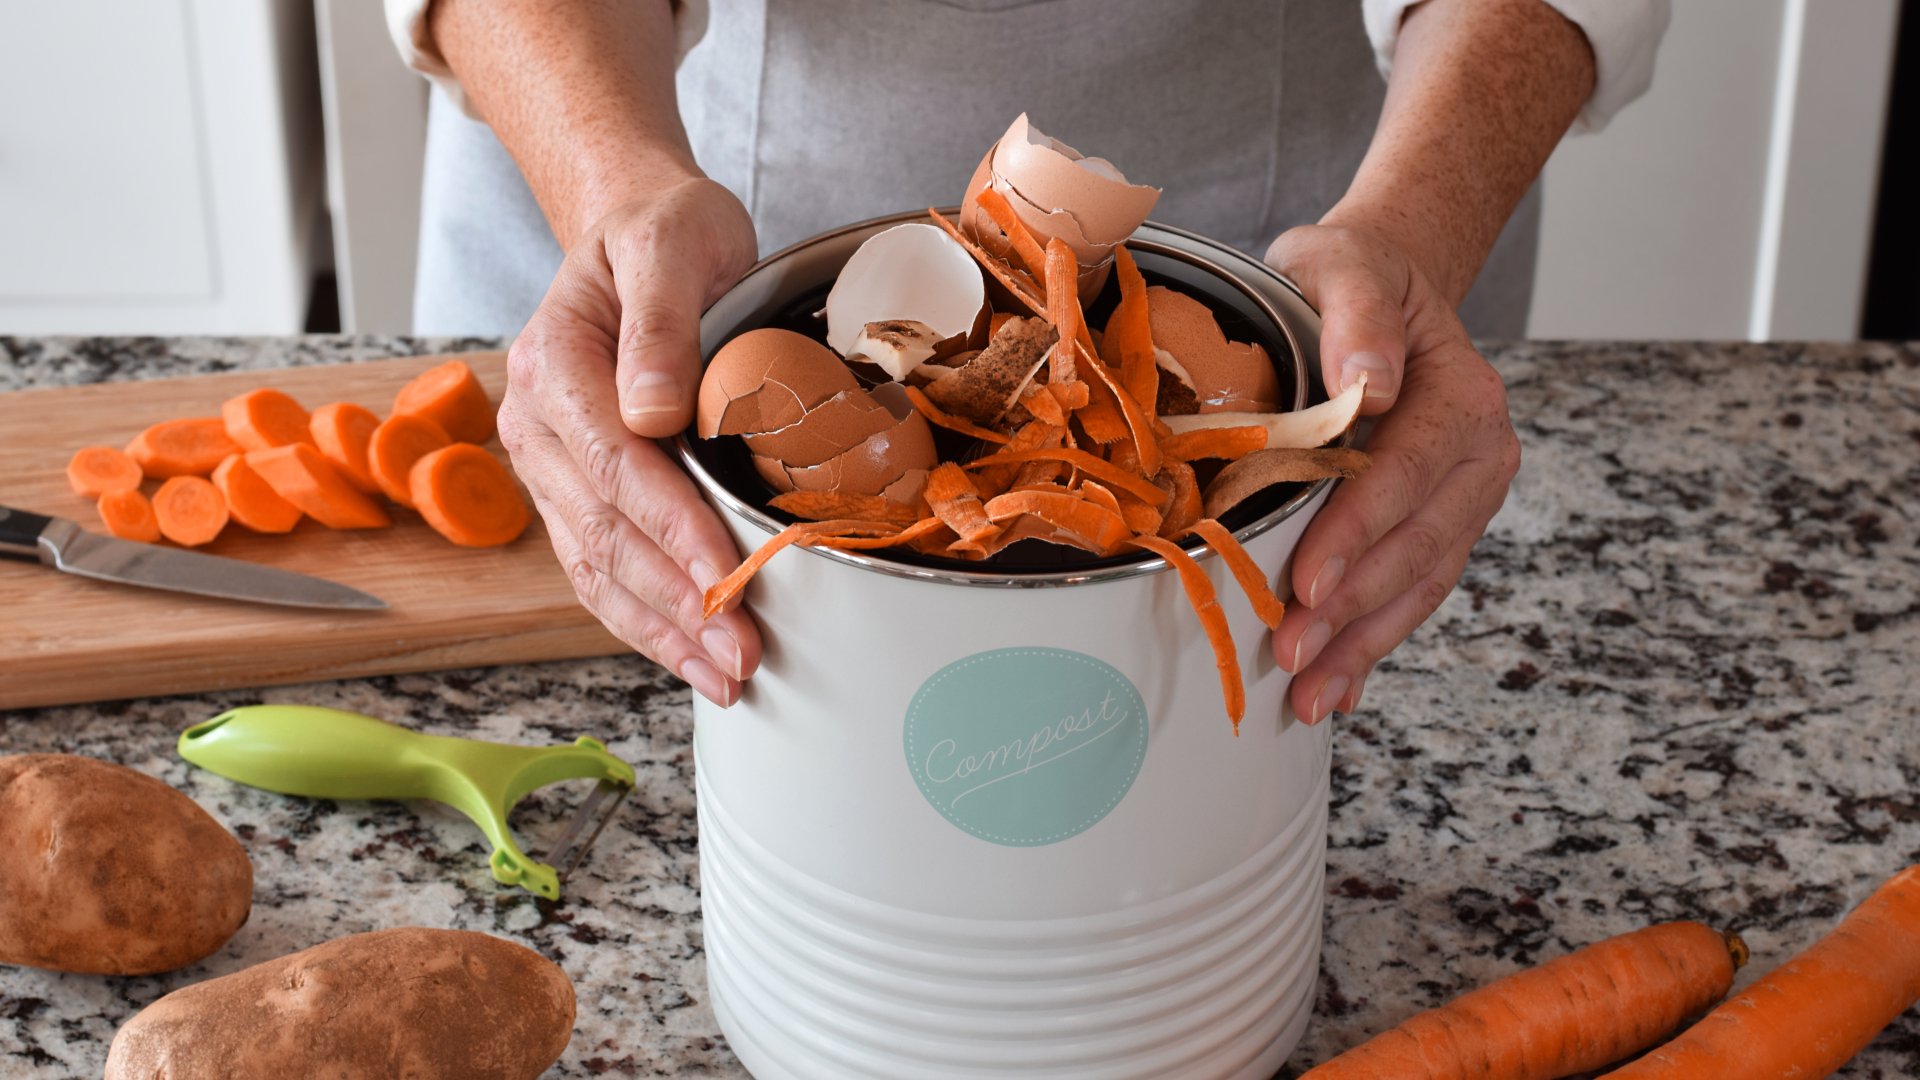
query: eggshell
698 328 859 438
1145 286 1280 414
845 320 942 382
782 388 936 497
991 115 1160 247
743 388 898 469
825 224 989 380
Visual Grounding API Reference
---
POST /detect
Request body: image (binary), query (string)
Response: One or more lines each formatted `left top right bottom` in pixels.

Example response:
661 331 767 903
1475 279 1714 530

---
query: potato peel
1201 447 1372 519
1161 375 1366 448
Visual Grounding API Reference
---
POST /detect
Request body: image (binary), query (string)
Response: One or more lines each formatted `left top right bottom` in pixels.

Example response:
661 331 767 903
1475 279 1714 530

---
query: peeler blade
542 779 630 882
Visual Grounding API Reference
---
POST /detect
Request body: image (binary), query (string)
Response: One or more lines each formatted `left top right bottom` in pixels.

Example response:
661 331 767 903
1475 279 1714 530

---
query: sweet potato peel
1202 447 1371 519
1131 534 1246 732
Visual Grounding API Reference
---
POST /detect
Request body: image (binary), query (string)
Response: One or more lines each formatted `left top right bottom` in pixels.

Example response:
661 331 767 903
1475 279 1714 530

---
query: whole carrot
1602 865 1920 1078
1303 921 1743 1080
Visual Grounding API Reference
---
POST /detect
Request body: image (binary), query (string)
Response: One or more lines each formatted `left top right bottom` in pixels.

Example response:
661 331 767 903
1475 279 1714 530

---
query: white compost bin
680 212 1341 1079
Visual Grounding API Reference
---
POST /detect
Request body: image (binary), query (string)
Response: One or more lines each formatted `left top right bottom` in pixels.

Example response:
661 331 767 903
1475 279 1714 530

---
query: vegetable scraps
695 114 1372 732
65 360 528 549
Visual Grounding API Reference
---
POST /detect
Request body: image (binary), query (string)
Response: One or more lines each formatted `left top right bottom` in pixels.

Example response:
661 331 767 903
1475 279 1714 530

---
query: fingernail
691 561 723 595
701 626 743 681
1291 620 1331 673
1307 556 1345 607
1309 675 1350 726
1347 674 1368 715
680 657 736 707
1340 353 1394 398
623 371 682 417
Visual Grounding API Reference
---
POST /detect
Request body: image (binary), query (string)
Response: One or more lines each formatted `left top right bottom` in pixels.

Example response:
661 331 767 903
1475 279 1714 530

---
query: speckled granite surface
2 336 1916 1078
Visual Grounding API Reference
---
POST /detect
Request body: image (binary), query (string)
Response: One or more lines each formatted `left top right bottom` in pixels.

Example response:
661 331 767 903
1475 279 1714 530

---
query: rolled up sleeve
382 0 711 119
1361 0 1672 133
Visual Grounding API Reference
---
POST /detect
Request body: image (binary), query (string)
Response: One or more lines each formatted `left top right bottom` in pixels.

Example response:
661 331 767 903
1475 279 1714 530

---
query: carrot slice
1182 518 1285 629
1308 922 1745 1080
367 413 453 508
393 359 495 444
66 446 142 497
901 385 1012 444
125 417 239 478
151 476 229 548
928 208 1045 315
310 402 382 494
973 186 1048 278
769 491 923 527
1130 534 1245 732
248 444 392 530
221 388 314 452
97 489 160 543
211 453 302 534
409 443 530 547
1162 425 1268 463
964 447 1169 507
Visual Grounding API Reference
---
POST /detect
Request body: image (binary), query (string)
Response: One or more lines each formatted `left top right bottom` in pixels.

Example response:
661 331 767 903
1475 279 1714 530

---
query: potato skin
0 754 252 975
105 927 577 1080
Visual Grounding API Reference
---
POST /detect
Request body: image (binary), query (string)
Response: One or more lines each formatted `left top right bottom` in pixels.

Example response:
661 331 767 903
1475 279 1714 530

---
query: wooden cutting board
0 352 626 710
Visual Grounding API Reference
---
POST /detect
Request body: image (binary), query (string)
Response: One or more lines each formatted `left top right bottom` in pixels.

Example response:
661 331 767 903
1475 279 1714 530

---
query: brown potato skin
0 754 252 975
105 927 577 1080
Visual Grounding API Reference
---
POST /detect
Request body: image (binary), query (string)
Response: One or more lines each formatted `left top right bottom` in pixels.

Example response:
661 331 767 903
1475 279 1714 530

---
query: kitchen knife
0 503 386 610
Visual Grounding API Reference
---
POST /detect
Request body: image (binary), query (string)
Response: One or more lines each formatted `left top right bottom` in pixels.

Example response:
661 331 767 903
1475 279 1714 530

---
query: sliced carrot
928 208 1045 316
1163 425 1268 463
66 446 142 497
1157 462 1203 540
393 359 495 444
973 186 1048 277
125 417 239 478
769 491 923 527
1130 534 1244 731
964 446 1168 507
409 443 531 547
702 519 904 617
211 453 302 534
310 402 382 494
367 413 453 508
248 444 392 530
221 388 314 452
97 489 160 543
1308 921 1745 1080
151 475 229 547
1182 518 1285 629
1601 866 1920 1079
901 385 1012 444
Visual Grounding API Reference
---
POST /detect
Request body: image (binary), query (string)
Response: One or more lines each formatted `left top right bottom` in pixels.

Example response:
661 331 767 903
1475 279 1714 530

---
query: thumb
612 260 707 439
1266 238 1408 416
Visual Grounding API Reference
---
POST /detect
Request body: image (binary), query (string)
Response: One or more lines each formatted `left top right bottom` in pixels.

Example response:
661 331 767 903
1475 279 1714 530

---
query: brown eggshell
0 754 252 976
752 453 794 494
959 150 1004 258
1145 286 1280 413
697 328 859 438
743 388 897 469
990 114 1160 247
783 400 937 497
103 927 574 1080
882 468 931 505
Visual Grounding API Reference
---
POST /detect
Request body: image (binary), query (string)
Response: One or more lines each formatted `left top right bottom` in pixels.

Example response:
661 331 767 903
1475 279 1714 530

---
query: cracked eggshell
697 328 860 438
989 114 1159 250
781 384 936 498
742 388 898 469
1146 285 1280 414
825 224 989 381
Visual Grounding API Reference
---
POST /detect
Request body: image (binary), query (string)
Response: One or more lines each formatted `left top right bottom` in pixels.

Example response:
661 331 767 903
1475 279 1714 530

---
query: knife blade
0 504 386 610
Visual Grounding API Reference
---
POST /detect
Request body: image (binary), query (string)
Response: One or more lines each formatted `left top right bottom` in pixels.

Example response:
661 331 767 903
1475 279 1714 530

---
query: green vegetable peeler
178 704 636 900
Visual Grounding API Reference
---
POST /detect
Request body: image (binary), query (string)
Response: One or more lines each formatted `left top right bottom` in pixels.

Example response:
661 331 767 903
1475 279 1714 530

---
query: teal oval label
903 647 1147 846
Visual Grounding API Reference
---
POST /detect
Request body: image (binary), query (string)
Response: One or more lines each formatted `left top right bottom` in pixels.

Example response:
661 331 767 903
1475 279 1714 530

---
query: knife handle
0 504 53 561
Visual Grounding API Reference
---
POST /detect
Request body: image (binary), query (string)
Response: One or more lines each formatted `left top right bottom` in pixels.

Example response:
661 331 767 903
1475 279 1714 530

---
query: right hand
498 176 761 707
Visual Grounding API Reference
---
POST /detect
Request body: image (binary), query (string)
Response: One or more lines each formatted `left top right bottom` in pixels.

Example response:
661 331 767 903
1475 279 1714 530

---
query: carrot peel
1129 534 1244 731
1182 519 1285 629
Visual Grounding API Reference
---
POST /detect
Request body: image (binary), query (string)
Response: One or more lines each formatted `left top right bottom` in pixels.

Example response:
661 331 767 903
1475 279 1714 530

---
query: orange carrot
394 360 495 444
409 443 531 547
964 446 1168 507
928 208 1045 315
1602 866 1920 1079
1157 462 1203 539
66 445 142 497
982 489 1131 555
1105 244 1159 412
1182 518 1286 629
923 462 1001 551
151 476 229 547
900 385 1012 444
367 413 452 508
221 388 314 452
1076 338 1160 474
211 453 302 534
309 402 382 494
1162 425 1268 463
97 489 160 543
973 186 1048 277
125 417 239 478
1130 533 1244 730
1306 921 1744 1080
248 444 392 530
769 491 924 527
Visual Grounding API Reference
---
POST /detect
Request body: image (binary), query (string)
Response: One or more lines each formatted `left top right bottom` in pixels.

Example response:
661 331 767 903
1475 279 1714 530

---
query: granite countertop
2 336 1916 1078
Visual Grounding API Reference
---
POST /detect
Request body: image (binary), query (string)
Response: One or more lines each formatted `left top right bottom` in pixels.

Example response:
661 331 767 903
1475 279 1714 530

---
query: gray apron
413 0 1538 339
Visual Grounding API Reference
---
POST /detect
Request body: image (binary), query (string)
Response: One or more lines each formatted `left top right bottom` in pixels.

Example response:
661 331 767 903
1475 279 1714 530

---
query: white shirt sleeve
1361 0 1671 133
382 0 710 120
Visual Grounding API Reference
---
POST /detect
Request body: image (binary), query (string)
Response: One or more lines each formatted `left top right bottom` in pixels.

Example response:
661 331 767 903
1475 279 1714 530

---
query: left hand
1263 222 1523 724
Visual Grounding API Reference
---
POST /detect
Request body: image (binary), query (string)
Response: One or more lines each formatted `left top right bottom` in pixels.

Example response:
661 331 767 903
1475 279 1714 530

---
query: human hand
499 177 762 706
1262 223 1523 724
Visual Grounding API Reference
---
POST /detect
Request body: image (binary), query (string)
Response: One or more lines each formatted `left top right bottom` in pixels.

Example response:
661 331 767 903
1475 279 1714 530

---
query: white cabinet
0 0 324 334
